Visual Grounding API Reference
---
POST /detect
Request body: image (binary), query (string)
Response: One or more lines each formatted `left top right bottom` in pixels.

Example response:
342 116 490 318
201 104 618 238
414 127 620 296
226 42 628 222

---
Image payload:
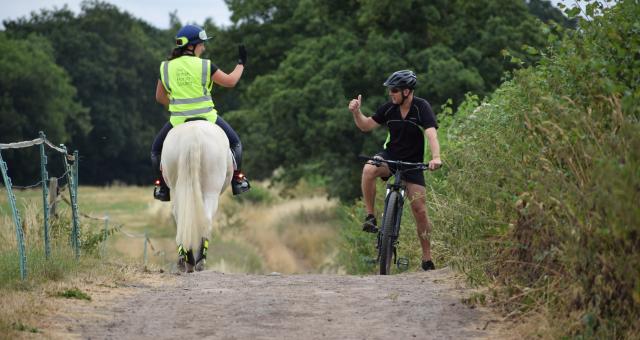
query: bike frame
360 156 428 273
382 169 406 239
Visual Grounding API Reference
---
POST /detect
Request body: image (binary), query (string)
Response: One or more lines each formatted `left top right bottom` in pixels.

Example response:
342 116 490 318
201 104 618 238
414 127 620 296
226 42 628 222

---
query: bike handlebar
358 155 429 171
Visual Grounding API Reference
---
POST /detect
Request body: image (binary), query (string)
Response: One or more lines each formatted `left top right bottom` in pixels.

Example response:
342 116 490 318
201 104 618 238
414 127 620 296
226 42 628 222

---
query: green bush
340 1 639 337
431 1 639 337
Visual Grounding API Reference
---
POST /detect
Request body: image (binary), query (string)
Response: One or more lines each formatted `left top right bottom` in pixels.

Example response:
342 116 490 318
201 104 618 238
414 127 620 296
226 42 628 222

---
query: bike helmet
175 25 211 47
383 70 417 89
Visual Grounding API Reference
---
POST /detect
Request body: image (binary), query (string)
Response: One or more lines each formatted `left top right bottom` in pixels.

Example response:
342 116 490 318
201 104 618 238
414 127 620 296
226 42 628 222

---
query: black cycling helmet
383 70 417 89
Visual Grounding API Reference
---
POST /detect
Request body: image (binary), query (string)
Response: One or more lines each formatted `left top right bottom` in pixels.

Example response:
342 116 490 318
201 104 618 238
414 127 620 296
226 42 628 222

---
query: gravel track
49 267 508 340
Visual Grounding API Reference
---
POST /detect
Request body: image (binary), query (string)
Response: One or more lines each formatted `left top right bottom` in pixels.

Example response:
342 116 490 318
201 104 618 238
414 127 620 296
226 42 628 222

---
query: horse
161 120 233 272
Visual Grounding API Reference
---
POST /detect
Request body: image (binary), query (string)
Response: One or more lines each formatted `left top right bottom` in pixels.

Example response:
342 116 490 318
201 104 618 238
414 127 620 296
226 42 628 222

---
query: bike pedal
396 257 409 271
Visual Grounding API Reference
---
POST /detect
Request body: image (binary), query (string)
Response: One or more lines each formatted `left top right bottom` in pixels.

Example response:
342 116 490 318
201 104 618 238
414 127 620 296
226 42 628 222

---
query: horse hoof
195 259 206 272
177 257 187 272
185 262 195 273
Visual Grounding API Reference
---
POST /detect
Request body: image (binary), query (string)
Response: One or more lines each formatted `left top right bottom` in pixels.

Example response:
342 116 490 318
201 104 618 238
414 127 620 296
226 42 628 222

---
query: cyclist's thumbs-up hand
349 94 362 114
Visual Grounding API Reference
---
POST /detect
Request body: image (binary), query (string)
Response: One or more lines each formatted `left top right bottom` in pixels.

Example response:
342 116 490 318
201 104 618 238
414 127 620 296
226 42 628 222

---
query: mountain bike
359 155 429 275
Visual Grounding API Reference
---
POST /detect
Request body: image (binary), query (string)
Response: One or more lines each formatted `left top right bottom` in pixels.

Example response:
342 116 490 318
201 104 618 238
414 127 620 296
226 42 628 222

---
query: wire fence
0 131 76 280
1 132 165 281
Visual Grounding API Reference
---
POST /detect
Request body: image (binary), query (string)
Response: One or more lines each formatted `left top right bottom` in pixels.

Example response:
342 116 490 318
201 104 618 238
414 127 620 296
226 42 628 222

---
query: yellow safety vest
159 56 218 126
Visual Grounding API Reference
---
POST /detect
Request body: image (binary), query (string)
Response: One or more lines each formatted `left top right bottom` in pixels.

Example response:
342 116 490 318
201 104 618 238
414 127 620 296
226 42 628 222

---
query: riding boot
230 142 251 195
151 152 170 201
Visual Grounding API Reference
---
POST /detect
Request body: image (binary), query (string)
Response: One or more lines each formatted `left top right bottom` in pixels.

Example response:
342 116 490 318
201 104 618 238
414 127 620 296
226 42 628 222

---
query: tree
0 32 88 183
4 1 170 184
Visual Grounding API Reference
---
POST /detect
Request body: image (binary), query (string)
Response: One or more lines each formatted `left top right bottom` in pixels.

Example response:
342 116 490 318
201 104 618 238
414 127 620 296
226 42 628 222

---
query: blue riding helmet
175 25 212 47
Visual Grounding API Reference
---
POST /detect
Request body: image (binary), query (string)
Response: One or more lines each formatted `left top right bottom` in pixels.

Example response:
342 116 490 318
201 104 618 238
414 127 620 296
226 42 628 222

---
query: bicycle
359 155 429 275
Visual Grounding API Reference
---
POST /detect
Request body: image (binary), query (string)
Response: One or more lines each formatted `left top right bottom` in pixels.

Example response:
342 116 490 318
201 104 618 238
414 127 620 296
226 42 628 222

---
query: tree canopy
1 0 570 199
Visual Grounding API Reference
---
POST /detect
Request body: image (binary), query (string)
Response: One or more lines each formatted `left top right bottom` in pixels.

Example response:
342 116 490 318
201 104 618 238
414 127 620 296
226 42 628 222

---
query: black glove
238 44 247 65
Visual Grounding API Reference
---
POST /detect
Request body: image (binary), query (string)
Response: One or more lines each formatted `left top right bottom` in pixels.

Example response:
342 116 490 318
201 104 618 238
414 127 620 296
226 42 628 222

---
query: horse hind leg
185 250 196 273
195 238 208 272
176 244 196 273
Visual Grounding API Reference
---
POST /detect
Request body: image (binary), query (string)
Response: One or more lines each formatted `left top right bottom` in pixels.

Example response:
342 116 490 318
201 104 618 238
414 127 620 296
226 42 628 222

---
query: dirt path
47 267 507 339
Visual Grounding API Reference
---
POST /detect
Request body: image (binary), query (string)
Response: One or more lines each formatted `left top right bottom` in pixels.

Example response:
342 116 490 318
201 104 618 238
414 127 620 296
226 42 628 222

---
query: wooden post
48 177 58 218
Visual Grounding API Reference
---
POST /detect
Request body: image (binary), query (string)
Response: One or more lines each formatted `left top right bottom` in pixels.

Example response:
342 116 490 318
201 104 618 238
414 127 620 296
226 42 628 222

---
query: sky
0 0 232 29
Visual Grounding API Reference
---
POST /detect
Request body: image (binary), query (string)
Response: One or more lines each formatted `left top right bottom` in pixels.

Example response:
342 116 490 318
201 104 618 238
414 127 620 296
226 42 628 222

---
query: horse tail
174 127 209 251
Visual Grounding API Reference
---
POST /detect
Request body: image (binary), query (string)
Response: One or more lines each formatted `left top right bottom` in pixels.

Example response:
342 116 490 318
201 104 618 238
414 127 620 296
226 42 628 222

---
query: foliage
3 1 169 185
0 193 117 288
0 32 89 182
54 287 92 300
369 1 638 337
1 0 568 200
222 0 565 200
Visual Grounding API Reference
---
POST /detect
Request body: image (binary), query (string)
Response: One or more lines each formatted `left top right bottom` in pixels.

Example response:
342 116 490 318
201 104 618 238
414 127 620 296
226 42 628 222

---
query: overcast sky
1 0 232 29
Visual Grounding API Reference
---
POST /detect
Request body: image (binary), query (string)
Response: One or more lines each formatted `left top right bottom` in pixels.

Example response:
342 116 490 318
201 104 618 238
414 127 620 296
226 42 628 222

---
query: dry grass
2 180 342 274
216 194 340 274
0 257 170 339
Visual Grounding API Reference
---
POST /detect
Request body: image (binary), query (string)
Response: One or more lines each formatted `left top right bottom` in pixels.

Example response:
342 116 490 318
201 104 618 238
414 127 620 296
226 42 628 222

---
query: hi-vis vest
160 56 218 126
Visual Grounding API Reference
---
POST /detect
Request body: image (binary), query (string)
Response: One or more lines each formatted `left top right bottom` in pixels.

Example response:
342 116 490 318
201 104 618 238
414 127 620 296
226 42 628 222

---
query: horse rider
151 24 250 201
348 70 442 271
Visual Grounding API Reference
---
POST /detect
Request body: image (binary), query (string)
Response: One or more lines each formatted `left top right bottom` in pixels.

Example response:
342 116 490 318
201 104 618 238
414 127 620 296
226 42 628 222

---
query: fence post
0 151 27 280
39 131 51 259
73 150 79 195
143 230 148 267
63 147 80 259
48 177 58 217
101 213 109 258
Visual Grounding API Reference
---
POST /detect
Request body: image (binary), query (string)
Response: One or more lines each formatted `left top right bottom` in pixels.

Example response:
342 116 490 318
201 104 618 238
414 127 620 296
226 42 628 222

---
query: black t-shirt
371 96 437 162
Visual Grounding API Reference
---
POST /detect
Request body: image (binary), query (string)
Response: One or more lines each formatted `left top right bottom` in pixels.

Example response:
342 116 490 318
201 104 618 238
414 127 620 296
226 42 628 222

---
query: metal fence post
39 131 51 259
63 147 80 259
0 151 27 280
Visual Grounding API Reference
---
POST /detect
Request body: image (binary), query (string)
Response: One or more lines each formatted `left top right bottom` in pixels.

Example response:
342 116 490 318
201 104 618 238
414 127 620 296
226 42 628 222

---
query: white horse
161 120 233 272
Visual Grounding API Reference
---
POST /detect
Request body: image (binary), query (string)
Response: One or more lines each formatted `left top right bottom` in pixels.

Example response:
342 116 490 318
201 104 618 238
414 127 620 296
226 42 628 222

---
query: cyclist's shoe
232 171 251 195
421 260 435 271
362 214 379 233
153 178 170 201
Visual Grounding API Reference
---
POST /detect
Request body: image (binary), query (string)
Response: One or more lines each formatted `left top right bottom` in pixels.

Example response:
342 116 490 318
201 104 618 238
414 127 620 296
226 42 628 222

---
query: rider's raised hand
238 45 247 65
349 94 362 114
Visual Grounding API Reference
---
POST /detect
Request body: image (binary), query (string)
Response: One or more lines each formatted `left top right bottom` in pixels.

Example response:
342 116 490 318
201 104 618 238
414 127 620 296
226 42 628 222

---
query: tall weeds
432 1 639 337
339 1 639 337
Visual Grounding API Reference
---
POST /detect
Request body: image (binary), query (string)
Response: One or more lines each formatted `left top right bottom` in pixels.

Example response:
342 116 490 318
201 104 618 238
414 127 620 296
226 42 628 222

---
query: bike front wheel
380 191 400 275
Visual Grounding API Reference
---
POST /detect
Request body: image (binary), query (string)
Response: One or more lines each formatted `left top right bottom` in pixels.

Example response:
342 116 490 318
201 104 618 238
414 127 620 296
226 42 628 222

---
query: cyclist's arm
212 65 244 88
353 112 379 132
425 127 441 160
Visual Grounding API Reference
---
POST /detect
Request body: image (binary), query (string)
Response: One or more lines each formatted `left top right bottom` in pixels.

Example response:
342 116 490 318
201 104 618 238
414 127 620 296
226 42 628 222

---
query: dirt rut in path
56 268 507 339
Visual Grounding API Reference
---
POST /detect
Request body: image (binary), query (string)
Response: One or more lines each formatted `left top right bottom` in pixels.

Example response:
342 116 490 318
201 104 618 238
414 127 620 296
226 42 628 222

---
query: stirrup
232 173 251 195
153 179 170 201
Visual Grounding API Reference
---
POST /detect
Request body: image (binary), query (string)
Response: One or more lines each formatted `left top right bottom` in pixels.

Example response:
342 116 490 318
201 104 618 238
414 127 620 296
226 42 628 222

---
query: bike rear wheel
379 191 399 275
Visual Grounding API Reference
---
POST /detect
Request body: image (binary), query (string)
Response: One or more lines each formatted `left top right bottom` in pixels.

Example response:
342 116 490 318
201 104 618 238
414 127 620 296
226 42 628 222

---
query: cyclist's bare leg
361 163 391 215
406 182 432 261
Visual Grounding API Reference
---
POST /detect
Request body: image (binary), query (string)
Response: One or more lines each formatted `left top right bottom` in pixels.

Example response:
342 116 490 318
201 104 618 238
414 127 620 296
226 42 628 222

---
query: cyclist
348 70 442 271
151 24 250 201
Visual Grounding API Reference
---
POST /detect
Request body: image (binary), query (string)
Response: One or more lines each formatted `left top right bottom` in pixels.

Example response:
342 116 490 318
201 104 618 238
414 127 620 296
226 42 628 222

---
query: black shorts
374 150 425 187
